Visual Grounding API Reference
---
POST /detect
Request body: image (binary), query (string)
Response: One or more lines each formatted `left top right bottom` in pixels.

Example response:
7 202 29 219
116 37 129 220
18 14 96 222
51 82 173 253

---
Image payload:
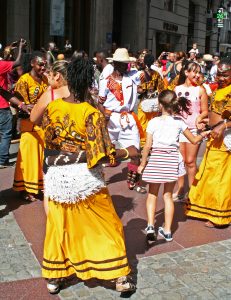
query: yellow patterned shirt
14 72 47 132
140 70 164 94
42 99 115 168
210 84 231 117
14 73 47 104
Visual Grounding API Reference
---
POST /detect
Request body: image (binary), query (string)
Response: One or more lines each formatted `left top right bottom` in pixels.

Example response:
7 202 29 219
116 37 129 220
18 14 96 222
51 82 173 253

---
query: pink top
175 85 201 129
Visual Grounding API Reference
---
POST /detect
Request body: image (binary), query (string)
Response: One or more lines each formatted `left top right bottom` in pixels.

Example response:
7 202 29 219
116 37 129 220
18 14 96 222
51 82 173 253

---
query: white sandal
116 276 136 293
47 282 60 294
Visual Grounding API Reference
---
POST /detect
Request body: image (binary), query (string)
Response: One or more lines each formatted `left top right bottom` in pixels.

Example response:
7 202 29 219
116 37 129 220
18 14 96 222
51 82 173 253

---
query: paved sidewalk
58 239 231 300
0 159 231 299
0 207 40 282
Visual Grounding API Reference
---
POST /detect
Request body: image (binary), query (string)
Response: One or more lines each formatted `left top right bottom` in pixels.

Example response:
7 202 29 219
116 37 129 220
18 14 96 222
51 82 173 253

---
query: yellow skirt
186 139 231 225
13 129 44 194
137 104 157 146
42 188 131 280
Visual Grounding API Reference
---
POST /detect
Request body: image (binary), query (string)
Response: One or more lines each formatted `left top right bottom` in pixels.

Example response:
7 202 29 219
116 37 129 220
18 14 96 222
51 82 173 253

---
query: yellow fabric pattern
140 70 164 93
13 130 44 193
186 140 231 225
42 188 131 280
138 70 164 145
210 85 231 115
167 75 180 91
13 73 47 194
42 99 115 168
186 85 231 225
14 73 47 104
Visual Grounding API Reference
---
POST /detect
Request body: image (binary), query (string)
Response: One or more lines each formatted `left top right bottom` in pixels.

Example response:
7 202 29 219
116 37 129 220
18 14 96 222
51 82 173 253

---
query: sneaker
158 227 173 242
145 225 157 241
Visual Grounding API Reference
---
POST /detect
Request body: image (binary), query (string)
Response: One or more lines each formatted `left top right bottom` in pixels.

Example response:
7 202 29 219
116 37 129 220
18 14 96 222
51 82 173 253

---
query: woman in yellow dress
30 60 69 214
13 52 48 201
186 57 231 227
32 57 135 294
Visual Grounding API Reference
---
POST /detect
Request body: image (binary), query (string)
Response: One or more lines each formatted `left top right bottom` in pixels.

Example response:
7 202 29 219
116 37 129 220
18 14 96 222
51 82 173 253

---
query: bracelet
18 102 25 109
122 148 129 159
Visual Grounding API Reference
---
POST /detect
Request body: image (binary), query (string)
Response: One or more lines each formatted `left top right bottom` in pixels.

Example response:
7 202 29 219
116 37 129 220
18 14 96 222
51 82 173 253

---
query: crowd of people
0 38 230 294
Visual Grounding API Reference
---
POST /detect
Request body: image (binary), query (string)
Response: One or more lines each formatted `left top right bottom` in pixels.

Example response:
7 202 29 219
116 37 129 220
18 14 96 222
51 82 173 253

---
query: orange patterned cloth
106 75 124 105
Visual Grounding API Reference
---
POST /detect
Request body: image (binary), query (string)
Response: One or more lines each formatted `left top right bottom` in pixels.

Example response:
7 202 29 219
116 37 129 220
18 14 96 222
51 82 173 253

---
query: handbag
140 91 159 113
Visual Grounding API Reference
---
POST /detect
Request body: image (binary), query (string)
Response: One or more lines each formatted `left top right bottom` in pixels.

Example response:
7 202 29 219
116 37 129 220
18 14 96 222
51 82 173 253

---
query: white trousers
107 112 140 150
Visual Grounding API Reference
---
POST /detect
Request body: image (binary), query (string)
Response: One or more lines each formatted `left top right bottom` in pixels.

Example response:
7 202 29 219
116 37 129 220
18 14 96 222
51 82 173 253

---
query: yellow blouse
14 73 48 132
210 84 231 117
14 73 47 104
42 99 115 168
140 70 164 94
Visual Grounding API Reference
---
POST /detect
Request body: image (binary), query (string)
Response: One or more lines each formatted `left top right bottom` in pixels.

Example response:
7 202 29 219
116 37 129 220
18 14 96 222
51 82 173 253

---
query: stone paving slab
58 238 231 299
0 204 41 283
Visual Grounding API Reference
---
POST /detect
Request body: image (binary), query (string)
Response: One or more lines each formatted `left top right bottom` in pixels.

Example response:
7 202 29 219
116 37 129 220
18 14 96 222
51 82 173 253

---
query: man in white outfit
98 48 146 193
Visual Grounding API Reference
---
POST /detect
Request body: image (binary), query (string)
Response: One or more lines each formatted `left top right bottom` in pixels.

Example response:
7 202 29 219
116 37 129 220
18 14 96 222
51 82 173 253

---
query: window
164 0 175 12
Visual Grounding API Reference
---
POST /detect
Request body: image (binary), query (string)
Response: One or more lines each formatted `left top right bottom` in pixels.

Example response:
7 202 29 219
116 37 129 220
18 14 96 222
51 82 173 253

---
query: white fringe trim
44 163 106 204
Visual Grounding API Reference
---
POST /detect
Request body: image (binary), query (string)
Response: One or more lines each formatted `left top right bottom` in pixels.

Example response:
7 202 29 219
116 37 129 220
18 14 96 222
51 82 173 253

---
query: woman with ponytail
138 90 210 242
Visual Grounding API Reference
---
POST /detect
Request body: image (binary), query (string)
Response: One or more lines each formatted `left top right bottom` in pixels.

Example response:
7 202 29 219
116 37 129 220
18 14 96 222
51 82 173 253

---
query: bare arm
196 86 208 129
12 39 27 68
137 132 153 173
183 128 210 144
30 88 52 124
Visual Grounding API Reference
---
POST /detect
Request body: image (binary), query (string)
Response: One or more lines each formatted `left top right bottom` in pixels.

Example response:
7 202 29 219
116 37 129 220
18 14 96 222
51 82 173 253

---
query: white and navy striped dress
142 115 188 184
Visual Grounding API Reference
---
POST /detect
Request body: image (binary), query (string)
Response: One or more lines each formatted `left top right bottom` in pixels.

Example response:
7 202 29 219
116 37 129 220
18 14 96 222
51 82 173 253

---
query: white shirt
99 64 114 81
98 70 140 113
146 115 188 148
210 65 217 82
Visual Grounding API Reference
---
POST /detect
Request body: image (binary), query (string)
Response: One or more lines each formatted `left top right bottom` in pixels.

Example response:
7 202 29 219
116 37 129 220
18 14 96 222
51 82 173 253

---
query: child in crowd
138 90 210 242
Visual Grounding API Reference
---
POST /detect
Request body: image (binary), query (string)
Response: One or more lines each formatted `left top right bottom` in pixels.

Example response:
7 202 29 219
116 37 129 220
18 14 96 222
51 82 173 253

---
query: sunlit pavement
0 141 230 299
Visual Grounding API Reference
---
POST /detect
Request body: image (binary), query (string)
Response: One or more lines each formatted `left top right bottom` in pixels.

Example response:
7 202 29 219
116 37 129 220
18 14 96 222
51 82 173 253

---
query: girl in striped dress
138 90 210 242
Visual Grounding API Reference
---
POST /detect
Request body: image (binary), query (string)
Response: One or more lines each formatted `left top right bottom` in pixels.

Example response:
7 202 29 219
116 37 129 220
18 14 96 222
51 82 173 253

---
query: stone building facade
0 0 230 57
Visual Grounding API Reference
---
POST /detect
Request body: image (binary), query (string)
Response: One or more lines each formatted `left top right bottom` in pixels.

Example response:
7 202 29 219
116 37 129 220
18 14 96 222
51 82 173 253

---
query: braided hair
67 57 94 102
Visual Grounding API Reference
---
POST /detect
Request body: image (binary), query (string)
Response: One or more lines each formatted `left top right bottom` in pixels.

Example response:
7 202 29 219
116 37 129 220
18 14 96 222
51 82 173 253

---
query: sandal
205 221 216 228
23 193 38 202
116 276 136 293
47 279 61 294
133 185 147 194
47 282 60 294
